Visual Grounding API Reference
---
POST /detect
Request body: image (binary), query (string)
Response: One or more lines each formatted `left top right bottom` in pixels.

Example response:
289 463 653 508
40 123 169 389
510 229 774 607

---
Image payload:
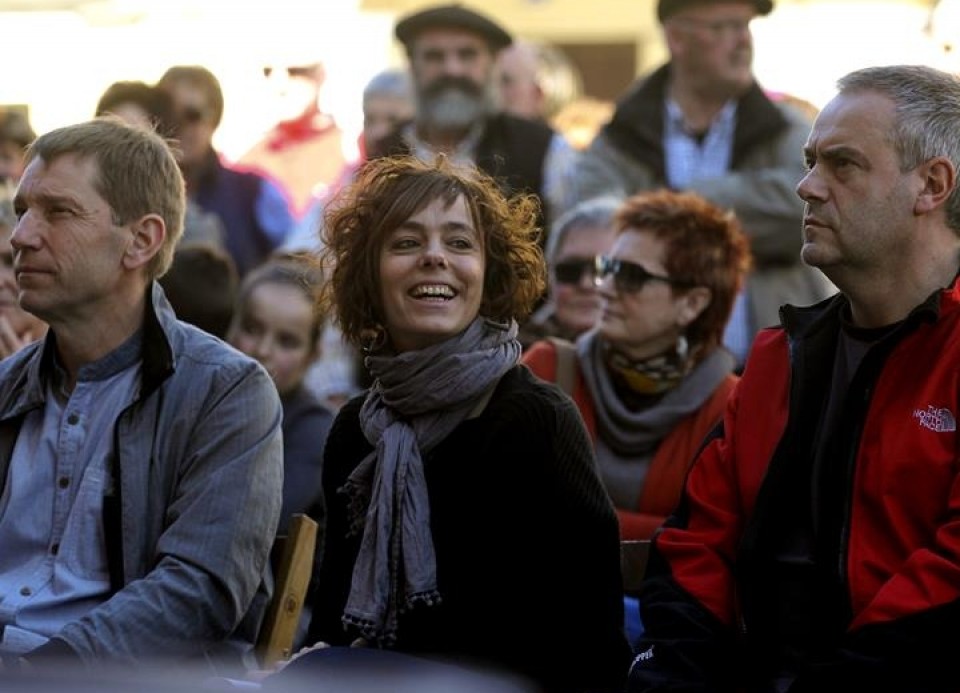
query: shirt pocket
57 461 110 582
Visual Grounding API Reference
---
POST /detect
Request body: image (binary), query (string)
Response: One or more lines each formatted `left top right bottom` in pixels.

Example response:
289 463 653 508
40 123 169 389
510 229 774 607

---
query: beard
417 77 494 133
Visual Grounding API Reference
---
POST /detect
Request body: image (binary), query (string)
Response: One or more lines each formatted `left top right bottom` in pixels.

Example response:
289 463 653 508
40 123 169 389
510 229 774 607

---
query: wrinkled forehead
807 90 896 150
21 150 100 182
16 153 107 212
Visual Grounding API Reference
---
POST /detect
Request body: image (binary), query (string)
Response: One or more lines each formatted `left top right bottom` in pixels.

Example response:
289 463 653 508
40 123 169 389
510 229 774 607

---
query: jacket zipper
838 383 872 595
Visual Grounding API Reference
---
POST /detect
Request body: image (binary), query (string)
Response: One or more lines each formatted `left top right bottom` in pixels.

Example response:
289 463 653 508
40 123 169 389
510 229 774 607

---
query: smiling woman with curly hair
301 155 631 692
320 154 545 348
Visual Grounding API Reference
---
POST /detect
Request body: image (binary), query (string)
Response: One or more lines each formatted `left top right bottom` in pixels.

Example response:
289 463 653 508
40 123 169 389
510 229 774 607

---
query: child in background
227 253 333 534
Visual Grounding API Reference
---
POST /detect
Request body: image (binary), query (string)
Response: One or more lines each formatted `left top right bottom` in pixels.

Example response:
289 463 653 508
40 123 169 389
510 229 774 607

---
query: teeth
411 285 454 298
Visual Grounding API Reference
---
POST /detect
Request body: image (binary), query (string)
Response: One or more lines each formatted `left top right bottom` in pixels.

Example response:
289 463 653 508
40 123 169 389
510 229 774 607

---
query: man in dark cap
378 3 575 234
571 0 833 369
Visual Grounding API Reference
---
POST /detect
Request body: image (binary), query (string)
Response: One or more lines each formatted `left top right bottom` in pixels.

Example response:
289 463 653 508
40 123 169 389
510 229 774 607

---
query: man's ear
915 156 956 216
123 214 166 272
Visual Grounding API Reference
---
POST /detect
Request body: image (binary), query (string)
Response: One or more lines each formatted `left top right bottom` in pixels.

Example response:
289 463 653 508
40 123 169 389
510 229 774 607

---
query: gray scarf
577 329 734 460
340 317 521 644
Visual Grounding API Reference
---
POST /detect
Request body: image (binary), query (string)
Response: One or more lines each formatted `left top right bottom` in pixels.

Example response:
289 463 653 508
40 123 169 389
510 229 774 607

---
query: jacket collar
602 63 789 178
140 281 177 398
0 282 178 420
779 270 958 340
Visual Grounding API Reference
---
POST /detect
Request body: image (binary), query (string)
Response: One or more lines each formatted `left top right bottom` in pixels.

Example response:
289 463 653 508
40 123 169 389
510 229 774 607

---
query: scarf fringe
341 613 397 647
341 589 444 646
402 588 443 612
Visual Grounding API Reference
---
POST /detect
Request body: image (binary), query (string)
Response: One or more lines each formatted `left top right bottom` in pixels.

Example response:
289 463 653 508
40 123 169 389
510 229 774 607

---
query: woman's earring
675 334 689 362
360 324 387 354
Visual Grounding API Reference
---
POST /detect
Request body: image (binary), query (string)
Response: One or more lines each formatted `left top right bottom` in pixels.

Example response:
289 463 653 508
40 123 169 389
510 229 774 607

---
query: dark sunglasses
178 106 209 125
262 65 316 79
554 258 598 285
594 255 695 293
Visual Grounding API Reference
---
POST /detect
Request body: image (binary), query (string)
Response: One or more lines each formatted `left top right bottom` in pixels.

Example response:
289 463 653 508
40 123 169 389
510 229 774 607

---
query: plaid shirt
663 98 737 189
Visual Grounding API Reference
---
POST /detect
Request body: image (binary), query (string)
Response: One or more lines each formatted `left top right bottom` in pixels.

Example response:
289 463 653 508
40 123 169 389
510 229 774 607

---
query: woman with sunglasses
519 196 619 349
297 155 631 692
523 189 751 541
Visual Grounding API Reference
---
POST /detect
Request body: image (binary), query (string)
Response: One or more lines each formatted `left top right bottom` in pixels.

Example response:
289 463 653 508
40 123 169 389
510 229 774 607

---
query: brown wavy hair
615 190 752 356
320 155 545 348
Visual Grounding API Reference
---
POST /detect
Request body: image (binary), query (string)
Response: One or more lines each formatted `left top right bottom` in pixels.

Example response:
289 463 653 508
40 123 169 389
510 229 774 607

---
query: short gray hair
363 68 413 104
837 64 960 232
545 196 621 266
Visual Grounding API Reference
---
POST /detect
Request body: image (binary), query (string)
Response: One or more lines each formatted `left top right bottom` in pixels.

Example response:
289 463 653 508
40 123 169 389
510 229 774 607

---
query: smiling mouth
409 284 457 301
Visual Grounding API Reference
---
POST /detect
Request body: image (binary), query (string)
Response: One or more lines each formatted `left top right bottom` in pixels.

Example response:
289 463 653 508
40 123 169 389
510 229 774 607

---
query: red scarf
267 109 337 152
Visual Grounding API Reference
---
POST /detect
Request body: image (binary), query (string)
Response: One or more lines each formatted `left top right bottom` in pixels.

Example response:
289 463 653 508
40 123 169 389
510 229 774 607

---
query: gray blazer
0 283 283 666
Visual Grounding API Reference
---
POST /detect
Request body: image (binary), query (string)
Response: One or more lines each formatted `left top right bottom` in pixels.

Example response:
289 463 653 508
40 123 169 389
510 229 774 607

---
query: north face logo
913 406 957 433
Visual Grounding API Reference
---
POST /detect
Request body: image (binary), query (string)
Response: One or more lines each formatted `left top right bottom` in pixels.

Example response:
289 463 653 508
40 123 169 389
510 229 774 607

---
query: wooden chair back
255 513 318 668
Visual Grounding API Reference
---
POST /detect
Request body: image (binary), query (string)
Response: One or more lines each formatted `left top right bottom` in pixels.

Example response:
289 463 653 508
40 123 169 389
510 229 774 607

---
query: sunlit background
1 0 957 161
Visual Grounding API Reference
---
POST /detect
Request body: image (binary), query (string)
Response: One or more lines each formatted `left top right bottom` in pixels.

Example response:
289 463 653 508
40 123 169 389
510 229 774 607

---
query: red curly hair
615 190 753 356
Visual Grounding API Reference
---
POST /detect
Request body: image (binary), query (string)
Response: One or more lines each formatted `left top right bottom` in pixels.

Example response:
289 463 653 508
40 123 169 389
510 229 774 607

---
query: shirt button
20 586 31 596
58 476 70 489
67 413 79 425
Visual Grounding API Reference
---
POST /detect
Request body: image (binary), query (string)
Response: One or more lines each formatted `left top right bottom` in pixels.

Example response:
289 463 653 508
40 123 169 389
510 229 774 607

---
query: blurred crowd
3 1 960 692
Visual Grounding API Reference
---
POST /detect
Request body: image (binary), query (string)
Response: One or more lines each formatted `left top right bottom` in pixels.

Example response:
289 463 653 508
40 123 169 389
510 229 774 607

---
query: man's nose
10 213 39 251
796 167 824 203
440 52 469 77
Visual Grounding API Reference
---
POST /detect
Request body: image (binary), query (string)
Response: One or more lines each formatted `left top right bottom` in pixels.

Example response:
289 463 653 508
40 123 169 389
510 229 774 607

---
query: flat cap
658 0 773 22
395 4 513 52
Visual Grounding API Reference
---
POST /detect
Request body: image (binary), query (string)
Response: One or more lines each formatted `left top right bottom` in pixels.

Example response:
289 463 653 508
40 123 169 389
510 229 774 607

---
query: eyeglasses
594 255 695 293
262 66 317 79
670 16 753 39
554 258 598 285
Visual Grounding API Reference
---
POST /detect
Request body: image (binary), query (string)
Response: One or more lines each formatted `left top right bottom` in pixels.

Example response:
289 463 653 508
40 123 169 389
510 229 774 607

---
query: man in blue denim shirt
0 118 283 670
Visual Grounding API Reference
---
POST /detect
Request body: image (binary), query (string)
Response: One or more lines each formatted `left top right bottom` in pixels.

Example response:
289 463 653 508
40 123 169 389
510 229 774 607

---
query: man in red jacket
630 64 960 693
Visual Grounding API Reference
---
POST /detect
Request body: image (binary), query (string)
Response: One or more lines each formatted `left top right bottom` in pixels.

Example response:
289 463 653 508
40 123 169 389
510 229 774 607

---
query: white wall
751 1 955 110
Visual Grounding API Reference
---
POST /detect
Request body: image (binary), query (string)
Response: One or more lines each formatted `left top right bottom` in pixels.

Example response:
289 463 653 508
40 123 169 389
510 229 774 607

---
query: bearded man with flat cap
572 0 834 369
378 3 575 232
